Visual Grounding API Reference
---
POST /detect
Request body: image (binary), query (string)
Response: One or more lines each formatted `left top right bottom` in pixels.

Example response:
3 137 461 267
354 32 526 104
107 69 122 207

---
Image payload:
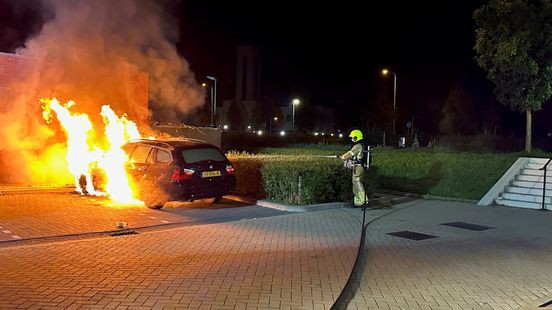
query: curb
256 200 347 212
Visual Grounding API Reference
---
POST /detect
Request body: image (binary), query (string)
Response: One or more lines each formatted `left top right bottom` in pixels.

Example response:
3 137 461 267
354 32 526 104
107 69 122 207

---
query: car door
126 144 154 184
145 147 173 187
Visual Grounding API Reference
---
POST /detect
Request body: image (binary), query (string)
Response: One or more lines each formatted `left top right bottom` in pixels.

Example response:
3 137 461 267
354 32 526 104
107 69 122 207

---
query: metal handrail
539 158 552 211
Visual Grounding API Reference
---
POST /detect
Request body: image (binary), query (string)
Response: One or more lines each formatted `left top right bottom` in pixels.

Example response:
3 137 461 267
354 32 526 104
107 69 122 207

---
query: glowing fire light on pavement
41 98 143 204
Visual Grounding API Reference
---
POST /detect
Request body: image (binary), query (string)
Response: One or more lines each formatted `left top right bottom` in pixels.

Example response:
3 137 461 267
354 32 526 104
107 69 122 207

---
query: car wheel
144 198 165 209
140 182 166 209
212 196 223 203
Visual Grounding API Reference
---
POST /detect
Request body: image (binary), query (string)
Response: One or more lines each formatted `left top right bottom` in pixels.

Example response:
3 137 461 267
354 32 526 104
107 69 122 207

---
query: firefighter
340 129 366 207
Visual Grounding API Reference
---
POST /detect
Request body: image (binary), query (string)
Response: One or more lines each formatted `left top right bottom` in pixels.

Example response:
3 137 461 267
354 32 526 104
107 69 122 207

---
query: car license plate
201 170 221 178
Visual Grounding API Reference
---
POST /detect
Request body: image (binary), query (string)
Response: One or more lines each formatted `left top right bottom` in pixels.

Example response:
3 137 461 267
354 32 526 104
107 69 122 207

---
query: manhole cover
441 222 494 231
109 230 139 237
387 230 437 241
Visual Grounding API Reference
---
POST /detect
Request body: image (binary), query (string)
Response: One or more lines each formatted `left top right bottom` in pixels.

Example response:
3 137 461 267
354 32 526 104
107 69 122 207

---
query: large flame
41 98 142 204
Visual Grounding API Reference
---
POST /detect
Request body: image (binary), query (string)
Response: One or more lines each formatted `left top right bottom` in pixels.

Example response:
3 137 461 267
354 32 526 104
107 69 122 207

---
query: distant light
292 98 300 105
223 124 229 130
330 133 334 137
321 133 325 136
247 125 252 129
257 130 263 136
382 69 389 75
314 132 319 136
274 117 278 121
201 83 207 87
339 133 343 138
280 130 286 136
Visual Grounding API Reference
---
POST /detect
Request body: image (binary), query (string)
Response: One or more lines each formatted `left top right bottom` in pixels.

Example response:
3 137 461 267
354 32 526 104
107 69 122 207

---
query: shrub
228 151 378 204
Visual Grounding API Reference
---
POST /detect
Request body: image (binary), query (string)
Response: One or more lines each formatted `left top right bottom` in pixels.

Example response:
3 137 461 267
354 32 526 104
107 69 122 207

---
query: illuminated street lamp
381 69 397 134
269 116 278 134
206 75 217 127
292 98 300 143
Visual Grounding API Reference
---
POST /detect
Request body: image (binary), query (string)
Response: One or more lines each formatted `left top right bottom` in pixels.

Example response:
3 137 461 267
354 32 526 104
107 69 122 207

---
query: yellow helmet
349 129 363 142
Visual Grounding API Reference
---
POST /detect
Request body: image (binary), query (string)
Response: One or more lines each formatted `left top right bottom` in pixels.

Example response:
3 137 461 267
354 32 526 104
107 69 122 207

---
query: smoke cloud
0 0 204 184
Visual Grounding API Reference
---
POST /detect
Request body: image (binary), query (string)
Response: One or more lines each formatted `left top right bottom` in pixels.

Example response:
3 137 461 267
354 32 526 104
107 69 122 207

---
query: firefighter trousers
352 165 366 206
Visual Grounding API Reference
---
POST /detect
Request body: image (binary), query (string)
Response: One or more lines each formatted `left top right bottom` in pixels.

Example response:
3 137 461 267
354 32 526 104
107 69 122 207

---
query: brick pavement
0 193 187 241
348 200 552 310
0 193 263 242
0 208 362 309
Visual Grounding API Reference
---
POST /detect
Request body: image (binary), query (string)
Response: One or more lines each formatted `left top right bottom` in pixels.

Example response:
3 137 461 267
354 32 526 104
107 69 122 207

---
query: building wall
236 46 261 102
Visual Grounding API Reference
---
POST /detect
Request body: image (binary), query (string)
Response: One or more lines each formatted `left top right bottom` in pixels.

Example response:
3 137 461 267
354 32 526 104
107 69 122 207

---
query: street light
269 116 278 134
292 98 300 143
381 69 397 134
206 75 217 127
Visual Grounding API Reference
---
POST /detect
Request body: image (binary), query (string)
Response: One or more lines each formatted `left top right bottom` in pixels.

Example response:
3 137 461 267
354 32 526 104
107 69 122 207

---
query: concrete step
528 157 552 165
515 175 552 183
511 180 549 189
525 163 552 170
501 192 552 204
521 168 546 176
506 186 552 196
495 197 545 209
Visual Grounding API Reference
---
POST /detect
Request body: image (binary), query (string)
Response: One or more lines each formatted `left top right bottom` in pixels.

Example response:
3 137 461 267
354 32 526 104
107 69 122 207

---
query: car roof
127 138 215 150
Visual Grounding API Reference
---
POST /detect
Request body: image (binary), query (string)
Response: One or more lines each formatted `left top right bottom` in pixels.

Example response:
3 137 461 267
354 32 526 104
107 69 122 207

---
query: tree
474 0 552 152
439 83 477 135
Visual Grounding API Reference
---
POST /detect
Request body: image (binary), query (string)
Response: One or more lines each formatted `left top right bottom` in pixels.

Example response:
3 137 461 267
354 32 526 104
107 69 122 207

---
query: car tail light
171 167 195 181
226 164 235 175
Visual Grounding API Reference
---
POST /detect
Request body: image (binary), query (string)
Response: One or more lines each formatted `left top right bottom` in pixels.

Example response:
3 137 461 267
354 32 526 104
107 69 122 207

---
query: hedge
228 152 378 204
230 147 526 202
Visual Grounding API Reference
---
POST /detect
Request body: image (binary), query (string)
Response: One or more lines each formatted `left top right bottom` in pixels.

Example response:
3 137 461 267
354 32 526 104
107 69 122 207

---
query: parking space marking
2 230 12 234
149 216 157 220
160 220 170 223
11 235 21 239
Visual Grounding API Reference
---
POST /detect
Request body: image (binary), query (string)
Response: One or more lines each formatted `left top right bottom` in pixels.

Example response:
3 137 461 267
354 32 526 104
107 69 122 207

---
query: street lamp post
381 69 397 134
269 117 278 134
206 75 217 127
292 98 300 144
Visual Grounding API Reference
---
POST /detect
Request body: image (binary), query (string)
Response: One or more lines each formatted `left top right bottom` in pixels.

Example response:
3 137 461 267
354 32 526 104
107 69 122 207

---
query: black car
121 138 236 209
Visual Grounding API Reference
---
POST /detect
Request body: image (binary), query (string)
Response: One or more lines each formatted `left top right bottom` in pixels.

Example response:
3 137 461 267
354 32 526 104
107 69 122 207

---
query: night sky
180 0 538 135
175 0 530 135
2 0 552 137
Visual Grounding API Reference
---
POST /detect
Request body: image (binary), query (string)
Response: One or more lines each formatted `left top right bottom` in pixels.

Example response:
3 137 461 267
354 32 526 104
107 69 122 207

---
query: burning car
119 138 236 209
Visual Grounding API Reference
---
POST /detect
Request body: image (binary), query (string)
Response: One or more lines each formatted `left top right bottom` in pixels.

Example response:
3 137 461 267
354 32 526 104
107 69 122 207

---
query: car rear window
181 148 226 163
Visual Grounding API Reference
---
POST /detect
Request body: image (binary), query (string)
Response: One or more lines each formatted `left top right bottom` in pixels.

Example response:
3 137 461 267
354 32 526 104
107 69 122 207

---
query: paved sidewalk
0 208 362 309
348 200 552 310
0 193 275 242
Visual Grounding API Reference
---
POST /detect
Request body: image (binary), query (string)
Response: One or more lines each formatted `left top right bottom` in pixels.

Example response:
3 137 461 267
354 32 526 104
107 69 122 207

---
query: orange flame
41 98 142 204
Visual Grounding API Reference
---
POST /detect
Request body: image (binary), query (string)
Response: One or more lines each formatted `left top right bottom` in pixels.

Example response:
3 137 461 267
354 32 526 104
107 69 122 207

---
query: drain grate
441 222 494 231
387 230 437 241
109 230 138 237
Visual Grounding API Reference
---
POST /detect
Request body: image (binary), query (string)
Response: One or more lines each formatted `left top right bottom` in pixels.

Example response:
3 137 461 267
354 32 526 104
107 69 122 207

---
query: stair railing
539 158 552 211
